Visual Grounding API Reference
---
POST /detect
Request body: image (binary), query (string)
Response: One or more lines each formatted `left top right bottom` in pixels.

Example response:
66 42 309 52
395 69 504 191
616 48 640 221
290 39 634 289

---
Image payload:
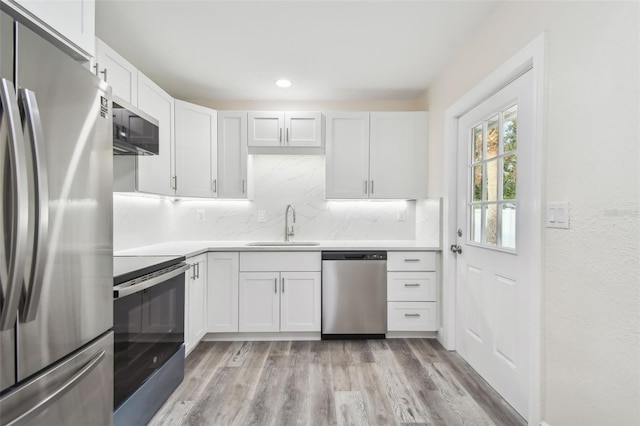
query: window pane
473 165 482 202
486 115 499 159
486 159 498 202
471 205 482 243
501 203 516 249
503 105 517 152
484 204 498 246
472 125 483 163
503 155 517 200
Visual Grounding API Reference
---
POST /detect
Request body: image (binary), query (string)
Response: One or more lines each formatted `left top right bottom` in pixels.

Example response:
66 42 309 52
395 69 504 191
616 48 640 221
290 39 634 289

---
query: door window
469 104 518 250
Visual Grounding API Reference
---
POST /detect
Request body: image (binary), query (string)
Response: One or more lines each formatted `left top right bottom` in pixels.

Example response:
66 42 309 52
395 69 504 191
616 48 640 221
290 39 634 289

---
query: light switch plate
546 202 569 229
196 209 206 222
258 210 267 223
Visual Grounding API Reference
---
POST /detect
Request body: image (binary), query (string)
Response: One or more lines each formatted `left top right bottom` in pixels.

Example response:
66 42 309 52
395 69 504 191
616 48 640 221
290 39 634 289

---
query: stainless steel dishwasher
321 251 387 339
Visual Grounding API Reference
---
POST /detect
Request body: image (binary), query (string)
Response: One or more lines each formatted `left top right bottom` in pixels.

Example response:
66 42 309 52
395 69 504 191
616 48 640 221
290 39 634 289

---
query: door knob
450 244 462 254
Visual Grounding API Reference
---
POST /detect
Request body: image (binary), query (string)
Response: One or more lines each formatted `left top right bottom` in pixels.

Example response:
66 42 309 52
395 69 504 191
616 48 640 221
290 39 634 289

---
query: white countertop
115 240 441 258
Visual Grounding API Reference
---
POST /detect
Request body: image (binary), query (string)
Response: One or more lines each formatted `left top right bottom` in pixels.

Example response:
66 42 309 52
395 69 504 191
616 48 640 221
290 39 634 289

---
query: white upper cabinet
325 111 428 200
217 111 249 199
95 38 138 106
137 71 175 196
175 100 217 198
248 111 322 149
325 112 371 199
369 112 428 199
13 0 95 57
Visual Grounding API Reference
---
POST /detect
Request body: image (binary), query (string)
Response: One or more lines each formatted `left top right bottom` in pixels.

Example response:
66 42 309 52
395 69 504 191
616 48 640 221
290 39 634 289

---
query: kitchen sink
246 241 321 247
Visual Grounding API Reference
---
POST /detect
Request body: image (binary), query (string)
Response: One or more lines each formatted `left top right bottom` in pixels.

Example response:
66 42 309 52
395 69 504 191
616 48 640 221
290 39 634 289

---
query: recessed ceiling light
275 79 292 88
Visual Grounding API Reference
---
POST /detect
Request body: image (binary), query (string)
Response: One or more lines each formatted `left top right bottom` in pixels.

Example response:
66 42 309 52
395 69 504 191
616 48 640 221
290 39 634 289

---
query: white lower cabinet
238 271 321 333
387 251 438 332
238 251 321 333
207 252 239 332
185 254 207 354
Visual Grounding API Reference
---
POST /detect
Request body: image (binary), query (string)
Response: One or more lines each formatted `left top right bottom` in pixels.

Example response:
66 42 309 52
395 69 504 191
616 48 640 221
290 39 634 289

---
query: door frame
440 33 546 425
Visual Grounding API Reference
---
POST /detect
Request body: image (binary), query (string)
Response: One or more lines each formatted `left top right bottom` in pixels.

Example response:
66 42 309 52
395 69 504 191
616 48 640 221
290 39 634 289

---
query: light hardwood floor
149 339 526 426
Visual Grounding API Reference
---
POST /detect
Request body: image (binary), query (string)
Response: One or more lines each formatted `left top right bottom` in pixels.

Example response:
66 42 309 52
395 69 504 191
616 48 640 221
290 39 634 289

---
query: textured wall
422 1 639 424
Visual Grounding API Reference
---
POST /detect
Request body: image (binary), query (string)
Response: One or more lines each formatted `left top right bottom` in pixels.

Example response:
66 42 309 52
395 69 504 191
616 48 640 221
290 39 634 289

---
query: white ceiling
95 1 501 102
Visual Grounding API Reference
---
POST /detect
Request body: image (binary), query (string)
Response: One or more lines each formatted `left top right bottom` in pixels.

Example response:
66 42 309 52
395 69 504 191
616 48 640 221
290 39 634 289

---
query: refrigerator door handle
18 89 49 323
0 78 29 331
4 349 106 426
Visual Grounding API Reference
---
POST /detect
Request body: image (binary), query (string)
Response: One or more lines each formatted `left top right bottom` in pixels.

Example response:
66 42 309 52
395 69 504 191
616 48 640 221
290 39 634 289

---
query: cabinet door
186 255 207 354
248 111 284 147
217 111 248 198
96 38 138 106
239 272 279 332
14 0 95 56
207 252 239 333
175 100 217 198
369 112 428 199
137 72 175 195
285 112 322 147
280 272 321 332
325 112 370 199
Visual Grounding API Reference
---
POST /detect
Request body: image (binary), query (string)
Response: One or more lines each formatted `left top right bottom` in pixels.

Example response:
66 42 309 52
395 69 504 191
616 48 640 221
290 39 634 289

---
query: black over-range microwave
112 96 160 155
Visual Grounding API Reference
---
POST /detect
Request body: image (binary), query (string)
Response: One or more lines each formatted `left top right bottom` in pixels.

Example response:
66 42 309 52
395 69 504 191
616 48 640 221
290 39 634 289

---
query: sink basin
246 241 320 247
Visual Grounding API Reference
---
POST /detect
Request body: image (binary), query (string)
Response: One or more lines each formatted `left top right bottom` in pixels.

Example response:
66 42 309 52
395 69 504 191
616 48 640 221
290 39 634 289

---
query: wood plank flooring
149 339 526 426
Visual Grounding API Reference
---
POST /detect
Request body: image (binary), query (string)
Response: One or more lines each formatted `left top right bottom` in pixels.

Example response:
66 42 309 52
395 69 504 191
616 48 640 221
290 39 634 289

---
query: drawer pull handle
405 313 421 317
404 283 420 287
404 259 420 262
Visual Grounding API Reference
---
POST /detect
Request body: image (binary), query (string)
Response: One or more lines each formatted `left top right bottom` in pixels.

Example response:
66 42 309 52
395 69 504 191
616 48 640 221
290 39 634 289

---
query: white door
280 272 321 332
187 255 207 354
369 112 428 199
248 111 284 147
207 252 239 333
137 72 175 195
455 70 534 418
325 112 370 199
174 100 217 198
96 38 138 105
217 111 248 198
285 112 322 147
239 272 279 332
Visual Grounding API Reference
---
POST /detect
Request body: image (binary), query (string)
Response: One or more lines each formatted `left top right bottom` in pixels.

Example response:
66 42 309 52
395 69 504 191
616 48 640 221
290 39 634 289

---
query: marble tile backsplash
114 155 441 250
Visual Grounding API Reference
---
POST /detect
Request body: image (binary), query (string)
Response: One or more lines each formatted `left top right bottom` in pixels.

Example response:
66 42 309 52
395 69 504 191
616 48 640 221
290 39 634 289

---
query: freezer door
14 22 113 381
0 9 17 392
0 332 113 426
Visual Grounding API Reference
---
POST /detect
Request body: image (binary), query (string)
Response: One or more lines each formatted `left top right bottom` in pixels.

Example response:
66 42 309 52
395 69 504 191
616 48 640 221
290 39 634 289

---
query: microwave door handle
18 89 49 323
114 264 190 299
0 79 30 331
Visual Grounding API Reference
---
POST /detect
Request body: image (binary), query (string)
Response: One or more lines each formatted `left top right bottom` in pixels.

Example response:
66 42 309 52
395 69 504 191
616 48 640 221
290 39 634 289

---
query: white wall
422 1 639 425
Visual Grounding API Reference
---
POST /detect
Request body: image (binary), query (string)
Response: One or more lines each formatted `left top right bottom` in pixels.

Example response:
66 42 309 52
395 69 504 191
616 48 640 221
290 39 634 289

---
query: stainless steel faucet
285 204 296 241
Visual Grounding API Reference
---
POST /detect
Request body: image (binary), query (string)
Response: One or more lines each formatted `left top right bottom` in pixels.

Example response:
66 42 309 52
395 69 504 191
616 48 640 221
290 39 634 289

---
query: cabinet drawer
240 251 321 272
387 251 436 271
387 302 437 331
387 272 436 302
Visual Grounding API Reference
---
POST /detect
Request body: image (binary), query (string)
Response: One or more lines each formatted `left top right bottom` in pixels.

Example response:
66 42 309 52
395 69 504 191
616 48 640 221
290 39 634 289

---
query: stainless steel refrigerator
1 5 113 425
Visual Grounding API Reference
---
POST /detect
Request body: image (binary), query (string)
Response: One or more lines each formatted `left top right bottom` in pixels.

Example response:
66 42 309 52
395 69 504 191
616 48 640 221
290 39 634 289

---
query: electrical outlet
196 209 206 222
258 210 267 223
397 209 406 222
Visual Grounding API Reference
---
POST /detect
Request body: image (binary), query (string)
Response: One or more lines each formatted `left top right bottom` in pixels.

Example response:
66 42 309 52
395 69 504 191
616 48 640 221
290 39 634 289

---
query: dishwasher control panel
321 251 387 261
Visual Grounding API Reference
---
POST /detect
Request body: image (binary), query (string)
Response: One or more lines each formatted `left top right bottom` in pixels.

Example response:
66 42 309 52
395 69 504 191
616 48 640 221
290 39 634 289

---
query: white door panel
455 70 534 418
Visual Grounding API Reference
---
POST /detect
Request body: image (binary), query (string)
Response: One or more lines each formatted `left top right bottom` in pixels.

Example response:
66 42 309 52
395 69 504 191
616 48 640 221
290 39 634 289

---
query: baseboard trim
203 332 321 342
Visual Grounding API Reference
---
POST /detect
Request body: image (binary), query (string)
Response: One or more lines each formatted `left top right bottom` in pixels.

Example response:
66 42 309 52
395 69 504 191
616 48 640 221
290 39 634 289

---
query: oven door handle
114 264 190 299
